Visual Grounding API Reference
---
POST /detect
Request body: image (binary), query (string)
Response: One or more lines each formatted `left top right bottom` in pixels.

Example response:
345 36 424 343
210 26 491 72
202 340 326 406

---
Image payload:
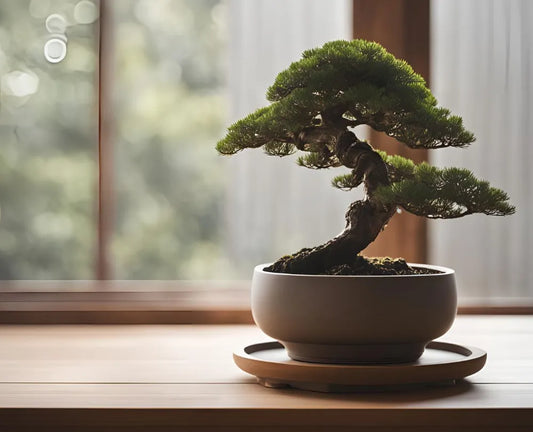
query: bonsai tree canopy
217 39 515 275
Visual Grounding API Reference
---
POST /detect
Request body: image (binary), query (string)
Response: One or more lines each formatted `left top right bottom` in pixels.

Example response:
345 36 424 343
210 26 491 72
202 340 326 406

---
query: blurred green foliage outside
0 0 98 279
111 0 236 279
0 0 238 279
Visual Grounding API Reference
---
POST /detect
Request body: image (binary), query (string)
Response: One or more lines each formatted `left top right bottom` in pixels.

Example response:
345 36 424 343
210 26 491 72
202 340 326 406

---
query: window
109 0 354 280
0 0 354 282
0 0 531 318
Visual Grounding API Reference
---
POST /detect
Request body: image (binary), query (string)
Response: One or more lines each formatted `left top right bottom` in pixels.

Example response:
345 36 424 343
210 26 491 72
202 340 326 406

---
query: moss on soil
322 256 440 275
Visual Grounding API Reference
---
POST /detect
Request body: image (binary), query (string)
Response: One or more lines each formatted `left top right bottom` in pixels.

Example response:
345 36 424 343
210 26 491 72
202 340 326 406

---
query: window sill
2 281 533 324
1 316 533 431
0 281 253 324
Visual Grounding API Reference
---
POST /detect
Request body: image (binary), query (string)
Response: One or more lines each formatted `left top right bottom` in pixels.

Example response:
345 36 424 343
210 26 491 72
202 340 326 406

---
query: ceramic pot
251 263 457 364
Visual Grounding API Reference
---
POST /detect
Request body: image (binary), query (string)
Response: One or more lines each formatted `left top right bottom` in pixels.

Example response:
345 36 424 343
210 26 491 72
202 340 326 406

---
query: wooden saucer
233 341 486 392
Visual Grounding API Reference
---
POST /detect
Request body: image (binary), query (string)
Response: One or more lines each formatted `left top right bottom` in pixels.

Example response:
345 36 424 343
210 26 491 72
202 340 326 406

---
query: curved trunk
265 201 395 274
265 130 396 275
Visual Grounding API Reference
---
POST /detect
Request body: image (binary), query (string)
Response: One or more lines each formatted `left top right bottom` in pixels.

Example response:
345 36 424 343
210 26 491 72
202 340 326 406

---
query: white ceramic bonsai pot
251 263 457 364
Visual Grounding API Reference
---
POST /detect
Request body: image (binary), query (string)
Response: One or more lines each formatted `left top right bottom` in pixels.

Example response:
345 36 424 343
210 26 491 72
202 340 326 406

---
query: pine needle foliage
298 152 340 169
373 155 515 218
332 172 361 190
376 149 417 182
331 150 514 218
217 38 514 237
216 39 475 157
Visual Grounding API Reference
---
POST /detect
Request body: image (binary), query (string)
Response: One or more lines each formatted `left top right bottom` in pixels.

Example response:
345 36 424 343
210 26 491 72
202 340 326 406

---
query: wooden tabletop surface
1 316 533 431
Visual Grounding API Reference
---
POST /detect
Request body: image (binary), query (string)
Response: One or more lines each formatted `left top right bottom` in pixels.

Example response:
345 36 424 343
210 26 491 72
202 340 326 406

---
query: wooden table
1 316 532 431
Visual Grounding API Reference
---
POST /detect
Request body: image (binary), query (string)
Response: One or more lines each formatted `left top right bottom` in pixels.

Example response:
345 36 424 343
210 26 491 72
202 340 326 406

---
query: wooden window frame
0 281 253 324
352 0 429 263
97 0 113 280
0 0 530 324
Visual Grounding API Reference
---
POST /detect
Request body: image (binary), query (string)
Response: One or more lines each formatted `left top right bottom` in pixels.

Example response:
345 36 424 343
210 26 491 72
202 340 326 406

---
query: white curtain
225 0 533 302
430 0 533 302
225 0 354 272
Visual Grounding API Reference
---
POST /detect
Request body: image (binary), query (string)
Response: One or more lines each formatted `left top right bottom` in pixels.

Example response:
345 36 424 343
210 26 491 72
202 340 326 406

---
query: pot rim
254 262 454 278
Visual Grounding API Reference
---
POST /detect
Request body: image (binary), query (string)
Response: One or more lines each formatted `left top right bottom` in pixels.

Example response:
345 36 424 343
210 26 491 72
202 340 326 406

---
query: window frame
97 0 113 280
352 0 430 263
0 280 252 324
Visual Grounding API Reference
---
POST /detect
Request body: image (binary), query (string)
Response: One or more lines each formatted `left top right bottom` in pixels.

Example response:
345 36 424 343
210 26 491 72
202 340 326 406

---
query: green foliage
216 100 308 156
1 0 234 279
374 162 516 218
217 39 475 157
331 172 360 190
334 149 515 219
267 40 429 102
112 0 232 279
218 39 513 223
375 150 416 182
0 0 99 278
297 152 339 169
264 141 296 157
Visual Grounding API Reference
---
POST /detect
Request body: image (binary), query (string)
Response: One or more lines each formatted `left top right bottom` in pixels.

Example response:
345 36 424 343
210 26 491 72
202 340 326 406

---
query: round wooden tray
233 341 487 392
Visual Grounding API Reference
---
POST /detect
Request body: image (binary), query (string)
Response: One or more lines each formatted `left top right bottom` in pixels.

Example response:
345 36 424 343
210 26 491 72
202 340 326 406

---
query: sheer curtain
430 0 533 302
226 0 532 303
225 0 354 273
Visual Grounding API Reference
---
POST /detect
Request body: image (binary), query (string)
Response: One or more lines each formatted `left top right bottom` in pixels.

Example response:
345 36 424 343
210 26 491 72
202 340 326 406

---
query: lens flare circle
44 38 67 63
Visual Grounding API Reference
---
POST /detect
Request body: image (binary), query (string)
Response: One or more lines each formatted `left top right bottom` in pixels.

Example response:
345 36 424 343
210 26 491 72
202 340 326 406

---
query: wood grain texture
234 341 487 388
0 309 254 325
0 317 530 384
0 284 254 324
2 382 533 409
0 317 533 430
2 404 533 432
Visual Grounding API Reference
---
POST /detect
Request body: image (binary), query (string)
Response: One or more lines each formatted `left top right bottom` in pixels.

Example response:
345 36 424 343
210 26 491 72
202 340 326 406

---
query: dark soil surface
265 256 442 276
325 256 441 275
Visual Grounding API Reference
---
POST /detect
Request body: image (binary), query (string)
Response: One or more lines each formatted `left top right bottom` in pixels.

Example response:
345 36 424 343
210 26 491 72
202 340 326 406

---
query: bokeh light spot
44 38 67 63
45 13 67 34
1 70 40 97
74 1 98 24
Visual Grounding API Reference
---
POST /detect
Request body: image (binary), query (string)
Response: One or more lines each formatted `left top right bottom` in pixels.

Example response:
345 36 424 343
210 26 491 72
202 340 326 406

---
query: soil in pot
265 256 442 276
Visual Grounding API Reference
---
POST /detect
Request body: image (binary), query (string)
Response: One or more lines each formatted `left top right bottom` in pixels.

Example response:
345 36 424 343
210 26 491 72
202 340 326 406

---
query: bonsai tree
217 40 515 275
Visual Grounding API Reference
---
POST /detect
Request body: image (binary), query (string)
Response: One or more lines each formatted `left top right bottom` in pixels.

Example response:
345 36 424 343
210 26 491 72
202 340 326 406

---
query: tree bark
265 131 396 274
265 201 396 274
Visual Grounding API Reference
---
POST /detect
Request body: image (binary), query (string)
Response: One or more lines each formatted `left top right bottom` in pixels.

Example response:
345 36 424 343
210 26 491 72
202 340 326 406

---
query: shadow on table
258 378 476 403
